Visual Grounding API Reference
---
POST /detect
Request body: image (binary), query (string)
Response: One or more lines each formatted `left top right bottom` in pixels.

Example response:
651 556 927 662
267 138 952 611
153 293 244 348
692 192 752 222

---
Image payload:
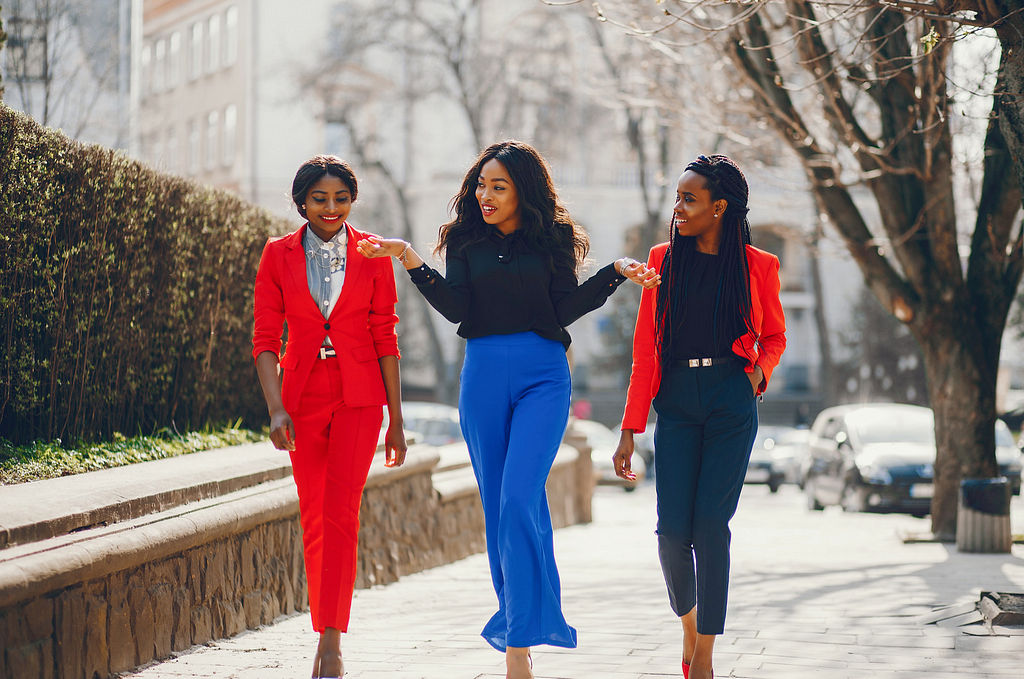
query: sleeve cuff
407 263 437 285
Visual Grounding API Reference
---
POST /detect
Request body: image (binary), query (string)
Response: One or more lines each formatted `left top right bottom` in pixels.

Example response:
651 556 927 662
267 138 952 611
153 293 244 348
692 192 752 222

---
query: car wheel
806 479 824 511
769 479 781 494
624 485 637 493
840 485 863 513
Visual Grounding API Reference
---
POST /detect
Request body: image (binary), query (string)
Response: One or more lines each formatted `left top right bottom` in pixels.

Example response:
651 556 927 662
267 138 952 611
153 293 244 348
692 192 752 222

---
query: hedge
0 103 293 445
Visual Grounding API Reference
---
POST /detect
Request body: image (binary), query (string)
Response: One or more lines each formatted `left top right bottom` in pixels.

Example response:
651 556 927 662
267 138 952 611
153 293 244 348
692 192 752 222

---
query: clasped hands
616 258 661 289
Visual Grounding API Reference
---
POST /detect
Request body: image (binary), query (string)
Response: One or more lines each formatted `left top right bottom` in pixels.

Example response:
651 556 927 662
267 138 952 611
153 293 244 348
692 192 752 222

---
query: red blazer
252 223 400 412
622 242 787 433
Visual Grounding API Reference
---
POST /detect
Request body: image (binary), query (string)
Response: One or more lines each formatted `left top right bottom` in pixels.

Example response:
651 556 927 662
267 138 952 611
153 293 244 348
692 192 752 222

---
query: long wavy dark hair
655 154 757 368
434 140 589 275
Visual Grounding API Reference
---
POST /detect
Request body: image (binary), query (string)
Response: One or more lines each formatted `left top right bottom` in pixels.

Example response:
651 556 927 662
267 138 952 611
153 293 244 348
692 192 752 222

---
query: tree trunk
808 232 836 403
919 332 999 540
990 2 1024 206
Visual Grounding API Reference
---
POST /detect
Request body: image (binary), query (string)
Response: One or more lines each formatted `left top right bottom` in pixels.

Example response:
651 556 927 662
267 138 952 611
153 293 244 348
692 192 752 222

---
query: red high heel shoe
682 660 689 678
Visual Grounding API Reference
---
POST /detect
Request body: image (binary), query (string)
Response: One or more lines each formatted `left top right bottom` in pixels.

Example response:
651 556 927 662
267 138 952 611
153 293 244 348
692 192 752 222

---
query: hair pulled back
435 140 589 275
291 155 358 220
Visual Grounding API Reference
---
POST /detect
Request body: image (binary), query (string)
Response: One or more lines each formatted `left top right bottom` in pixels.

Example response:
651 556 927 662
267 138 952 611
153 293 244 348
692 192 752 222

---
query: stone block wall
0 516 305 679
0 443 588 679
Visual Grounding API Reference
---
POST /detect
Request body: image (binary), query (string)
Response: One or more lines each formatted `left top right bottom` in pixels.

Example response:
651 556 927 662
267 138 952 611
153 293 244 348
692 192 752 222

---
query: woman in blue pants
358 140 659 679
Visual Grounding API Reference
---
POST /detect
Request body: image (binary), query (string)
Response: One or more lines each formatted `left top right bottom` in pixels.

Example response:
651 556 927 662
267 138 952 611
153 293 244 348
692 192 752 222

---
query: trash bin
957 478 1012 553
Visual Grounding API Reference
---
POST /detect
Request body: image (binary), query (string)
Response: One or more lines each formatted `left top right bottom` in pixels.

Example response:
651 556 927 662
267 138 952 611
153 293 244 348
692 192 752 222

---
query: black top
671 250 741 360
408 228 626 349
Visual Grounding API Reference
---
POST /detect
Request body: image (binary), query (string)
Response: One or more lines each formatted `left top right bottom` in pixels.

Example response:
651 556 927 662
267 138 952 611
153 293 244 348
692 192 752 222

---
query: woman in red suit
252 155 407 678
614 155 786 679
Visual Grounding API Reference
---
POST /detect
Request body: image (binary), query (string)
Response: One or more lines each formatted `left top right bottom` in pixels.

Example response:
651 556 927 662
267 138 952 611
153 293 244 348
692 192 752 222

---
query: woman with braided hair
614 154 786 679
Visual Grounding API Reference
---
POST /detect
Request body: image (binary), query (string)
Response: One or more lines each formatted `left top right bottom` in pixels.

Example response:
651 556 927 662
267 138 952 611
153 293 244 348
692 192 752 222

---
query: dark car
804 404 1022 517
746 425 797 493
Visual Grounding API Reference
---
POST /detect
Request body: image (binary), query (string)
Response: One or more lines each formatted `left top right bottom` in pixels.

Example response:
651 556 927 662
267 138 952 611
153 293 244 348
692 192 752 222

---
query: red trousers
289 357 382 633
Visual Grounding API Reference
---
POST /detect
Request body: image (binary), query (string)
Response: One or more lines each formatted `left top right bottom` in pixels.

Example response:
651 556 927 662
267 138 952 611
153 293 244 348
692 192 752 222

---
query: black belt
318 346 337 359
674 356 735 368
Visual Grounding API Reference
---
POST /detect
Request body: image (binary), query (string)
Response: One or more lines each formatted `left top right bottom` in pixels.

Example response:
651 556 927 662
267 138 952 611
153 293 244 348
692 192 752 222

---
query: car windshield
848 408 934 444
995 420 1015 447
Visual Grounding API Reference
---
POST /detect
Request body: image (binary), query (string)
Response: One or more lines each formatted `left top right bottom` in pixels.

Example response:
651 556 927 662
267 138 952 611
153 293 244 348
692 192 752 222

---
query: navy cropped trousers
653 359 758 635
459 331 578 652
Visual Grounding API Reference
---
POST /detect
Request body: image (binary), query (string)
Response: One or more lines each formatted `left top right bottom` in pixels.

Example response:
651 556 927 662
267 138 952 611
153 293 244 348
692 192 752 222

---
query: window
188 119 200 175
224 7 239 66
206 111 219 170
167 127 179 174
141 43 152 98
189 22 203 80
151 138 163 168
167 32 181 89
223 104 237 166
6 17 47 81
154 39 166 93
207 14 220 72
325 121 351 158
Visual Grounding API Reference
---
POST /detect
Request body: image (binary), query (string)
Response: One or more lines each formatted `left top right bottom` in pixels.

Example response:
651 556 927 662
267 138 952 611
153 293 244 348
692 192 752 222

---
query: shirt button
323 300 329 305
324 323 330 330
324 277 330 282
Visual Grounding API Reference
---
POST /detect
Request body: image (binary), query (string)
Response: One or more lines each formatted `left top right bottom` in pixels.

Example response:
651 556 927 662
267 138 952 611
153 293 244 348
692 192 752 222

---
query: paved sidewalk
128 484 1024 678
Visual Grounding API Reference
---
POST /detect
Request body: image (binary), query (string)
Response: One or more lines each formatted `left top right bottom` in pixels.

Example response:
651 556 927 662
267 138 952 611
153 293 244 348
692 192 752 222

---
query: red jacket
252 223 400 412
622 242 786 433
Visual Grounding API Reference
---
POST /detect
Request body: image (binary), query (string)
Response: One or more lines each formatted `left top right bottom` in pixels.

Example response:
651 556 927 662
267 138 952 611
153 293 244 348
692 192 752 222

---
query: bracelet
399 242 410 264
618 257 638 275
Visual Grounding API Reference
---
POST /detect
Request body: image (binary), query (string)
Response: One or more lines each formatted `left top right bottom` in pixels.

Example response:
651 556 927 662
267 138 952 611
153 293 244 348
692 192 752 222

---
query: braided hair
654 154 757 369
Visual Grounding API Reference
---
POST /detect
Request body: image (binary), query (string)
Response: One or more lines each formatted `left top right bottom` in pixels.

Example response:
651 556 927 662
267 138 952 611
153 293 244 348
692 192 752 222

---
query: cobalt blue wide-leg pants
653 359 758 635
460 331 578 652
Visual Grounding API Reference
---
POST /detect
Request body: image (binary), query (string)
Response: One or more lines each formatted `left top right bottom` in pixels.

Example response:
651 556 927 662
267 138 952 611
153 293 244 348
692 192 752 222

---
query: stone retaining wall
0 442 589 679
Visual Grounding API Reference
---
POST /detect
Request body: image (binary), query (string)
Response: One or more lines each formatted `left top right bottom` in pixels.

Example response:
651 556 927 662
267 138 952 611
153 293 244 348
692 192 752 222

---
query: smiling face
673 170 728 253
475 158 521 235
304 174 352 241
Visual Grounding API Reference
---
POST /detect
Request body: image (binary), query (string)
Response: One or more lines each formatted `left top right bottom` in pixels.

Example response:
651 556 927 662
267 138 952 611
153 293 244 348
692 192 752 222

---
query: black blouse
408 228 626 349
670 250 741 360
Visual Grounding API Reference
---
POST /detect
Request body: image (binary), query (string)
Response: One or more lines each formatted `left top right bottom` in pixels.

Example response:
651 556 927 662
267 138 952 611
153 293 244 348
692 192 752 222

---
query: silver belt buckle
320 347 332 359
702 358 712 367
688 359 699 368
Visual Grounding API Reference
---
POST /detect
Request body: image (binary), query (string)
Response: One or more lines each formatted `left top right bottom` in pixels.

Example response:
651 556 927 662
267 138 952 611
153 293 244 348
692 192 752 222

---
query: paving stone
127 485 1024 678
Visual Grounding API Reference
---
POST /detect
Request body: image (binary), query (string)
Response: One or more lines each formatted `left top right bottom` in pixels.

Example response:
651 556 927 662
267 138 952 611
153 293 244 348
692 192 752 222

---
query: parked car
382 401 464 446
995 419 1023 495
804 403 1022 517
768 427 810 487
804 404 936 516
571 418 646 491
746 425 794 493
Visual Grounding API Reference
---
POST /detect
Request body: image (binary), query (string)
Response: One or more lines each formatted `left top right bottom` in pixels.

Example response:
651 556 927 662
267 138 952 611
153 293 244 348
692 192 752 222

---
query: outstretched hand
619 260 661 289
356 236 405 259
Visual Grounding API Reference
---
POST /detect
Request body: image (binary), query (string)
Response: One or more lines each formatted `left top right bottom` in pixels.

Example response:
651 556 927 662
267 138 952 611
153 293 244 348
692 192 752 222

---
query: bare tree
0 11 8 98
581 0 1024 539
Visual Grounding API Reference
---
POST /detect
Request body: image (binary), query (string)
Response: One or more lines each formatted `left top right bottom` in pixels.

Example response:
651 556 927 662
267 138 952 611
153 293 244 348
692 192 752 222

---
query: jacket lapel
330 223 365 319
284 224 324 318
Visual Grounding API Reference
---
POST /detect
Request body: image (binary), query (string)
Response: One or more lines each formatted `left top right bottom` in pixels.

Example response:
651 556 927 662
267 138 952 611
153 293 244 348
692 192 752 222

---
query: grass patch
0 424 265 485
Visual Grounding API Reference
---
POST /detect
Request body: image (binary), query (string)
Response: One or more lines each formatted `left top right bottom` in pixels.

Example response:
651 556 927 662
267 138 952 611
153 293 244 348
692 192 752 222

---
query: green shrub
0 103 293 444
0 425 265 484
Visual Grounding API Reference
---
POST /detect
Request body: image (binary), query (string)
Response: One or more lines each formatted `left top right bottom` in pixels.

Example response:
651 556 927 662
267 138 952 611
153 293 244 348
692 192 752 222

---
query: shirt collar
305 223 348 250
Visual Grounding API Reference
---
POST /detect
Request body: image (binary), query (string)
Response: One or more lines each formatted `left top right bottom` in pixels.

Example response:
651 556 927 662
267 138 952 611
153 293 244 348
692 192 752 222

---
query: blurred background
3 0 1022 436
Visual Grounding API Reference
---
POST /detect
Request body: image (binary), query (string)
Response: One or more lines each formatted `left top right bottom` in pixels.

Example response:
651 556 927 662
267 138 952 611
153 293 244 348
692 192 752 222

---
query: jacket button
324 323 330 330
